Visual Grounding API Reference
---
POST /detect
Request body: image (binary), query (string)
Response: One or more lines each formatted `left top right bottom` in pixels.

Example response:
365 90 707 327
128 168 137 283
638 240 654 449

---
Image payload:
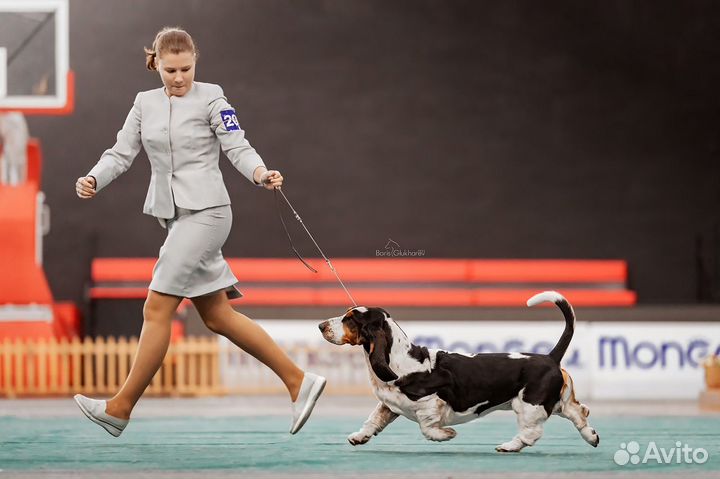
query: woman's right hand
76 176 97 199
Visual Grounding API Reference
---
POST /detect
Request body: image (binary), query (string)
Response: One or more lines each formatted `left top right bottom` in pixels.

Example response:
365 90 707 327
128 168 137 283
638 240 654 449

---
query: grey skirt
149 205 242 299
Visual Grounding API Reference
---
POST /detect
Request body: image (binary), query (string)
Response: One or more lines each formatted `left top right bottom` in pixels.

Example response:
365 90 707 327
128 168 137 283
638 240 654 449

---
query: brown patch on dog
561 369 579 402
342 321 361 345
561 368 589 416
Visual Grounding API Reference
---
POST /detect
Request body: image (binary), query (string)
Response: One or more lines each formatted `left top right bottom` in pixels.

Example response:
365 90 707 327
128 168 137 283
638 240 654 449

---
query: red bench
90 258 636 307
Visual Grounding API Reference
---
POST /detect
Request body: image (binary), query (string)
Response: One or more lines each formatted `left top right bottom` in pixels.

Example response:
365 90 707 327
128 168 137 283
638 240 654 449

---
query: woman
73 27 325 437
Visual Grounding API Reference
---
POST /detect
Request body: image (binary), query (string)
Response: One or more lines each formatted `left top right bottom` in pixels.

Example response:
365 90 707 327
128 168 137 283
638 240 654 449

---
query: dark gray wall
28 0 720 304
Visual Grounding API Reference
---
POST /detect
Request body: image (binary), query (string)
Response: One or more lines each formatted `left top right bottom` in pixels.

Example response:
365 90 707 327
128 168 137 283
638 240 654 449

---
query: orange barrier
0 147 43 292
87 288 633 307
0 139 82 340
92 258 629 284
231 287 637 307
0 183 55 335
89 258 636 307
0 336 223 398
0 185 42 278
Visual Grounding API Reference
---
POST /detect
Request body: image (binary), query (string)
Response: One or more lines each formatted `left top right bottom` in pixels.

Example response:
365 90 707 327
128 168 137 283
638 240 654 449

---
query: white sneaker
73 394 129 437
290 373 326 434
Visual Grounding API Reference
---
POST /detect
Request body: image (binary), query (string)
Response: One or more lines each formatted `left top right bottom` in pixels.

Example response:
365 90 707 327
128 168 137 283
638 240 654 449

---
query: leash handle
273 188 358 307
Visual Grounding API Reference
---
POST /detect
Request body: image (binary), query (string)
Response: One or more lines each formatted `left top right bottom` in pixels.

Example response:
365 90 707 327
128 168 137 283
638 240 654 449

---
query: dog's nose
318 322 327 332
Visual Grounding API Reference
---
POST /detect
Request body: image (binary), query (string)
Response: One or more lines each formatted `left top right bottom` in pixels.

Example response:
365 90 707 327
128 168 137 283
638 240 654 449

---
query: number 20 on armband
221 109 240 131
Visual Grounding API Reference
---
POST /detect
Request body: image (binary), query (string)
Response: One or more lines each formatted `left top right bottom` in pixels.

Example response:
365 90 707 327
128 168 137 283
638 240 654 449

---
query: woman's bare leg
191 292 304 400
105 290 182 419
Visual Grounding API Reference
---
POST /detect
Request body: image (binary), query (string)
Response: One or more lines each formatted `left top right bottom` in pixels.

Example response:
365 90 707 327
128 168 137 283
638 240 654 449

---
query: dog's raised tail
527 291 575 364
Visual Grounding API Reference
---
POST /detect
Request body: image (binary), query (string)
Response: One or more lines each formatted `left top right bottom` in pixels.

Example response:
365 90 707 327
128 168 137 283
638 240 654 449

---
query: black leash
273 188 358 307
274 188 317 273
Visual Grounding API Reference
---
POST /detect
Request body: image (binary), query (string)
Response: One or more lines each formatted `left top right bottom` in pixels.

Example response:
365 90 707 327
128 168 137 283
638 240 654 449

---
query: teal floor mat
0 415 718 474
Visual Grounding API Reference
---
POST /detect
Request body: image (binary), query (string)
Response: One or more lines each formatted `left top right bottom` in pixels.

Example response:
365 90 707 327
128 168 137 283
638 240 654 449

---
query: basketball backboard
0 0 72 115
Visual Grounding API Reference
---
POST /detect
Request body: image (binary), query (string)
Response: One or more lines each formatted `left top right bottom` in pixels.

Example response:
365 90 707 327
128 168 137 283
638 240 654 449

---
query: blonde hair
144 27 198 71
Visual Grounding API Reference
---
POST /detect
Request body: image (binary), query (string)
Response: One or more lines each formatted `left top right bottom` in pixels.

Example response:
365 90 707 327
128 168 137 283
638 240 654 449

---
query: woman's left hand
259 169 283 190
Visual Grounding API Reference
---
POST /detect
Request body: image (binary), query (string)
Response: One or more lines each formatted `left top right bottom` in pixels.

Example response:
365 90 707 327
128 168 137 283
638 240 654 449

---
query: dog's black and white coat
318 291 599 452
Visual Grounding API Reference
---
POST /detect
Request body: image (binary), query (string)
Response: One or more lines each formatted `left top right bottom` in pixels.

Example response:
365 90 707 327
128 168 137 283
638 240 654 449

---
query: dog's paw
347 430 372 446
422 427 457 442
495 438 524 453
580 426 599 447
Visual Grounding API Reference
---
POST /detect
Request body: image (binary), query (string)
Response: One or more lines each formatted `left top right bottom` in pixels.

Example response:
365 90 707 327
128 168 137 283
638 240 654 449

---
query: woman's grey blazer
87 81 266 219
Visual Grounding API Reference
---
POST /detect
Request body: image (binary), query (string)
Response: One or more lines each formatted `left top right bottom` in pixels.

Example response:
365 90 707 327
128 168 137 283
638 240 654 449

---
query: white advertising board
588 323 719 399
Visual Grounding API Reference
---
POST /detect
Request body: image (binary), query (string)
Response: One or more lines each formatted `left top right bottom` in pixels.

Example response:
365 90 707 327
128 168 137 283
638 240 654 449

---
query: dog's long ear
368 333 398 382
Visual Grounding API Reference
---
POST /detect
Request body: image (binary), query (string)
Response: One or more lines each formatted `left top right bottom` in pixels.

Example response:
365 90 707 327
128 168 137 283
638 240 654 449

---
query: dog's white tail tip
527 291 566 307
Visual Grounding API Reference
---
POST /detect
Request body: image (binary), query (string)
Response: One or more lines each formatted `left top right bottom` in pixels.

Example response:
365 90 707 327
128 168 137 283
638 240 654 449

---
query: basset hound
318 291 599 452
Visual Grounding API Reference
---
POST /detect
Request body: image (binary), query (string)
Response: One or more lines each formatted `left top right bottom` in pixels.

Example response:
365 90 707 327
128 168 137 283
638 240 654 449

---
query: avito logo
614 441 709 466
